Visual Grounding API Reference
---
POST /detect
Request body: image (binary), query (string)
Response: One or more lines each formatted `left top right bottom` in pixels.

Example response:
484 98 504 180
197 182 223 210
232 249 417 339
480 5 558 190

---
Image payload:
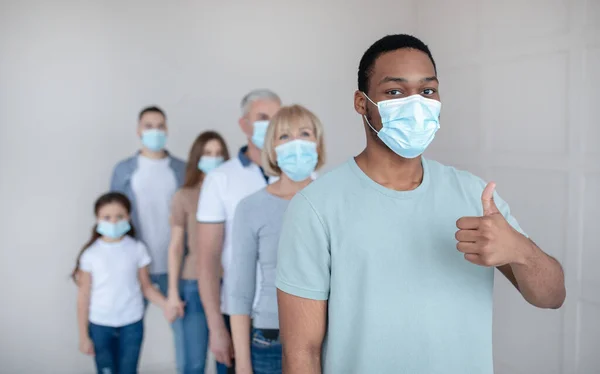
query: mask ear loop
361 92 380 134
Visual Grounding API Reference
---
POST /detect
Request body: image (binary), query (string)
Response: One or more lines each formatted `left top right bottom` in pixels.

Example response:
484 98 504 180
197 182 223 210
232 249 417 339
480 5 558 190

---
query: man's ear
239 116 251 137
354 90 367 116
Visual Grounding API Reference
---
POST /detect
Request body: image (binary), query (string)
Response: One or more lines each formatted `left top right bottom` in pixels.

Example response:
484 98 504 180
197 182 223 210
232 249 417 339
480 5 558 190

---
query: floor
143 354 217 374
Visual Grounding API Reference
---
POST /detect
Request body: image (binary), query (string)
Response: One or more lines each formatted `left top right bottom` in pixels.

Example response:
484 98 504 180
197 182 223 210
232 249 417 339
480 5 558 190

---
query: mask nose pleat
275 140 318 181
371 94 441 159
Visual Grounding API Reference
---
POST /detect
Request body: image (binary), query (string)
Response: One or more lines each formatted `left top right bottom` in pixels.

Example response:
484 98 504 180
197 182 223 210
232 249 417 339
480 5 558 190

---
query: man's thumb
482 182 499 215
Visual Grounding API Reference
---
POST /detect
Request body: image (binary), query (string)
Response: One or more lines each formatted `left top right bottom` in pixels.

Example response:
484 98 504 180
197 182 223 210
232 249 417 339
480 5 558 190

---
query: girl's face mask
96 219 131 239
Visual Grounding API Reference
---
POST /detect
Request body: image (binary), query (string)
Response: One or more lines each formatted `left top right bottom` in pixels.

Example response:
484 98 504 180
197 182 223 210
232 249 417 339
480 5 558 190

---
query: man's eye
387 90 402 96
423 88 436 95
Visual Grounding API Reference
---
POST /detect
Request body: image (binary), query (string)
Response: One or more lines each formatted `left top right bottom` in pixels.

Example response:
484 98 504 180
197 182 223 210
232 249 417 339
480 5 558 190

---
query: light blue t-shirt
276 157 526 374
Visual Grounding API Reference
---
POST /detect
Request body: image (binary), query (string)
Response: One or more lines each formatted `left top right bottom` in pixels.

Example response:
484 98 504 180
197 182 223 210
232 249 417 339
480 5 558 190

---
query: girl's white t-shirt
80 236 151 327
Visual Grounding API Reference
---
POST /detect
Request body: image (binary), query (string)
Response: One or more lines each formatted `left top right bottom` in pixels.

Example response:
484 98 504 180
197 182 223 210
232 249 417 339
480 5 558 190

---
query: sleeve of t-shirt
170 190 186 227
137 241 152 268
225 200 259 315
275 192 331 300
79 250 93 273
494 190 529 238
196 171 226 223
109 162 126 193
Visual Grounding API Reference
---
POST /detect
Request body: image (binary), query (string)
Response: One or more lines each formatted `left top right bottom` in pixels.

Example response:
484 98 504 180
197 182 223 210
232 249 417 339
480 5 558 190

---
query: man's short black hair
358 34 437 94
139 106 166 120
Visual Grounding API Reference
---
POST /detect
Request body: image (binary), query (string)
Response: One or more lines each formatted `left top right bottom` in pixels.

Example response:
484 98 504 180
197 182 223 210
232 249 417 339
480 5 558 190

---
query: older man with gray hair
197 89 281 374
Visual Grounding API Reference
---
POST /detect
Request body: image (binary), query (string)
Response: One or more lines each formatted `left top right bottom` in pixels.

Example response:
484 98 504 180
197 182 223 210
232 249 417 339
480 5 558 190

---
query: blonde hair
262 104 326 177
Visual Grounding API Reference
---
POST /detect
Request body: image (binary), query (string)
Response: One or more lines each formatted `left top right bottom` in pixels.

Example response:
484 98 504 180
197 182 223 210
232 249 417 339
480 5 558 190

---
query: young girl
226 105 326 374
74 192 172 374
166 131 230 374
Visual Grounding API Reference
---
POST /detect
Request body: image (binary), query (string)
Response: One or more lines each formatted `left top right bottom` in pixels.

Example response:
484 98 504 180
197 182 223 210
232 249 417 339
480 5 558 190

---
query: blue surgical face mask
141 129 168 152
96 219 131 239
198 156 224 174
275 139 318 182
251 120 270 149
363 93 441 159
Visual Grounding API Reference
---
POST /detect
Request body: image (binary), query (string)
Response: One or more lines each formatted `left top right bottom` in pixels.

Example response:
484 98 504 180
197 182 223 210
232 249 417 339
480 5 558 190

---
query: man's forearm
283 348 322 374
512 239 566 309
198 252 226 330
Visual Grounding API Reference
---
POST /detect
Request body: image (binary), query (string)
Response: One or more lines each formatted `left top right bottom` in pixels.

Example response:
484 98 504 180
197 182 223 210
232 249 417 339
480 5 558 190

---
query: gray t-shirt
226 187 289 329
276 158 526 374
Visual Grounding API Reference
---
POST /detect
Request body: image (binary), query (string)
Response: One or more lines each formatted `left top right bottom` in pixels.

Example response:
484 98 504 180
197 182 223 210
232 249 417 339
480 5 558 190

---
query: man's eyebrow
379 76 408 84
379 76 438 84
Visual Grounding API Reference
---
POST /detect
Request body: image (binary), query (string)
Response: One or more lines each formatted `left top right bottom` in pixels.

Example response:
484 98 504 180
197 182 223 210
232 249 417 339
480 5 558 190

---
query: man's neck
140 148 167 159
245 142 262 165
355 142 424 192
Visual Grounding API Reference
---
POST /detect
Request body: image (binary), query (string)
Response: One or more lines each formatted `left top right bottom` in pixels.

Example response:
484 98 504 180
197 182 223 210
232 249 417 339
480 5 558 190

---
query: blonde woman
225 105 326 374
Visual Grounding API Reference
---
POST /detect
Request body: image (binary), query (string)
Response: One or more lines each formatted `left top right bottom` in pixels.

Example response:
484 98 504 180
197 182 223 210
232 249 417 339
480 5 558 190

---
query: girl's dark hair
71 192 136 283
183 131 230 188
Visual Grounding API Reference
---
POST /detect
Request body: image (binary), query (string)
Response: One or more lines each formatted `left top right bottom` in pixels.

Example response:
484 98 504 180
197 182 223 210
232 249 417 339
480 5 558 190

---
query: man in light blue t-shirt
275 34 566 374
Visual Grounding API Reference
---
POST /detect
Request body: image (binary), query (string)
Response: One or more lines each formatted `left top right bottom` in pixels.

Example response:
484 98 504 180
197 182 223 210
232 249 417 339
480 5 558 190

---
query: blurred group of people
72 33 565 374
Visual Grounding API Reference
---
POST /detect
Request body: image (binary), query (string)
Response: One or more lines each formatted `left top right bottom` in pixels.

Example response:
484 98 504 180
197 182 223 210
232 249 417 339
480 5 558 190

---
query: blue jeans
149 273 169 296
251 328 282 374
171 279 209 374
88 319 144 374
149 274 186 373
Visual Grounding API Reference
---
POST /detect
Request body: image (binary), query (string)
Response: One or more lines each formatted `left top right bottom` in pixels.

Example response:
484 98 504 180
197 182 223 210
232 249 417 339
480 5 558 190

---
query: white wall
0 0 597 373
419 1 600 373
0 1 415 373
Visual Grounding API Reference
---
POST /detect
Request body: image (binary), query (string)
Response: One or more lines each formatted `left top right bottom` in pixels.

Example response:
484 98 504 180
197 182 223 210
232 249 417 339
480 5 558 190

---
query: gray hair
240 89 281 116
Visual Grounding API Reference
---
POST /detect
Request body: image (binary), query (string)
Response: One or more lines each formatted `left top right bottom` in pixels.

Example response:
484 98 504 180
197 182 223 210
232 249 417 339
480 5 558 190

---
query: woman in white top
73 192 174 374
227 105 326 374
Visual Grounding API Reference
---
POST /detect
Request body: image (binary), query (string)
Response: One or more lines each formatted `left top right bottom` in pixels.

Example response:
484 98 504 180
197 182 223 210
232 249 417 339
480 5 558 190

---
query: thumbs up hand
455 182 527 267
